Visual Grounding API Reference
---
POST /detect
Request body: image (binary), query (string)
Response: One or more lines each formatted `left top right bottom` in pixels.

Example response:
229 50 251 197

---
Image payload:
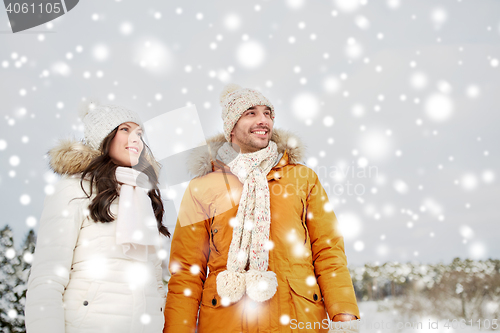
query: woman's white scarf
216 141 279 303
115 167 161 262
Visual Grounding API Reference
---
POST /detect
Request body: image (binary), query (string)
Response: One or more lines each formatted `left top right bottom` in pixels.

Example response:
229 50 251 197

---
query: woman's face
109 122 144 167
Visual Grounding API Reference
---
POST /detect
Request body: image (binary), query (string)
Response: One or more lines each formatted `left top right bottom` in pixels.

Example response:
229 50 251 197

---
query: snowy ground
358 301 486 333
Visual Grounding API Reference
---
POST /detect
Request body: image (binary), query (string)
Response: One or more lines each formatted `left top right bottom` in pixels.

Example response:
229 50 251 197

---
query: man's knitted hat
79 100 144 151
219 84 275 142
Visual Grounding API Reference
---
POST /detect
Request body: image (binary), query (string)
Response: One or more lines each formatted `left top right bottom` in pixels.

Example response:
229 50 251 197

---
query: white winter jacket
25 140 166 333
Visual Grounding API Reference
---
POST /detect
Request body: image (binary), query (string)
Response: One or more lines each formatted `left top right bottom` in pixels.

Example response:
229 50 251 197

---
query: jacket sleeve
155 257 167 301
25 177 85 333
163 180 210 333
305 172 360 320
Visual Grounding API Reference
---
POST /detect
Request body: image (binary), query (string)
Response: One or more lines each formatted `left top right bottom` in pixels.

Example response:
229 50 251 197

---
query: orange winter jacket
163 129 359 333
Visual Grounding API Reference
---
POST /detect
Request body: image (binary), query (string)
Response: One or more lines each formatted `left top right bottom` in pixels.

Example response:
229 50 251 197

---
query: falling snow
0 5 499 326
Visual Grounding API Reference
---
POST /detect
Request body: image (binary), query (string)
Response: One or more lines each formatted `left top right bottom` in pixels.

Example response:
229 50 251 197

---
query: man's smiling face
230 105 274 154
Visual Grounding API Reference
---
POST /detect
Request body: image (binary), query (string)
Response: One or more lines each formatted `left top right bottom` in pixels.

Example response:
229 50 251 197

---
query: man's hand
332 313 358 322
329 314 360 333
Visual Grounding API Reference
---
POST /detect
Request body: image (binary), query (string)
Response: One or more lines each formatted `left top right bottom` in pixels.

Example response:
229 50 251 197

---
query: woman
25 101 169 333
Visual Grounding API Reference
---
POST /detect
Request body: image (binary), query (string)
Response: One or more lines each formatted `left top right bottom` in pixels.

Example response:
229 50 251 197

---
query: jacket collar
187 128 305 178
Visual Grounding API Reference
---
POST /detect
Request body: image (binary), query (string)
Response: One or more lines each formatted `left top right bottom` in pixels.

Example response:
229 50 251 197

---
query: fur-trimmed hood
47 139 160 176
187 128 305 178
48 140 100 175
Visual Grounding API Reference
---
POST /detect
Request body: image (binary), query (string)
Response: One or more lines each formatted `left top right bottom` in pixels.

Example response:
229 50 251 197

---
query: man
163 84 359 332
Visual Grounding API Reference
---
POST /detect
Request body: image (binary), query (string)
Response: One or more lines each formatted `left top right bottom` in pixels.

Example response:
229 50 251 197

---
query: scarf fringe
216 269 278 303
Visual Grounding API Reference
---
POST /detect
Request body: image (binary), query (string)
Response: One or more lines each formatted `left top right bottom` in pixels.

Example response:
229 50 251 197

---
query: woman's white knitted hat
79 100 144 150
220 84 275 142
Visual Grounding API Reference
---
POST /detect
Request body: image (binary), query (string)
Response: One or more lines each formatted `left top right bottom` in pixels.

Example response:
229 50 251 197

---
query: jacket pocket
209 212 222 255
79 282 100 324
300 198 310 246
288 277 322 304
200 282 222 309
287 277 326 330
67 281 100 328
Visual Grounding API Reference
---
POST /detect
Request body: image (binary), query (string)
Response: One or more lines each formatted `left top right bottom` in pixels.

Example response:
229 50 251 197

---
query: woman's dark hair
80 126 170 237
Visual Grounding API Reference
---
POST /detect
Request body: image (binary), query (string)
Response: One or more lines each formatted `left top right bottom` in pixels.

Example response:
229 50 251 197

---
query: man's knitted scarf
216 141 279 303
